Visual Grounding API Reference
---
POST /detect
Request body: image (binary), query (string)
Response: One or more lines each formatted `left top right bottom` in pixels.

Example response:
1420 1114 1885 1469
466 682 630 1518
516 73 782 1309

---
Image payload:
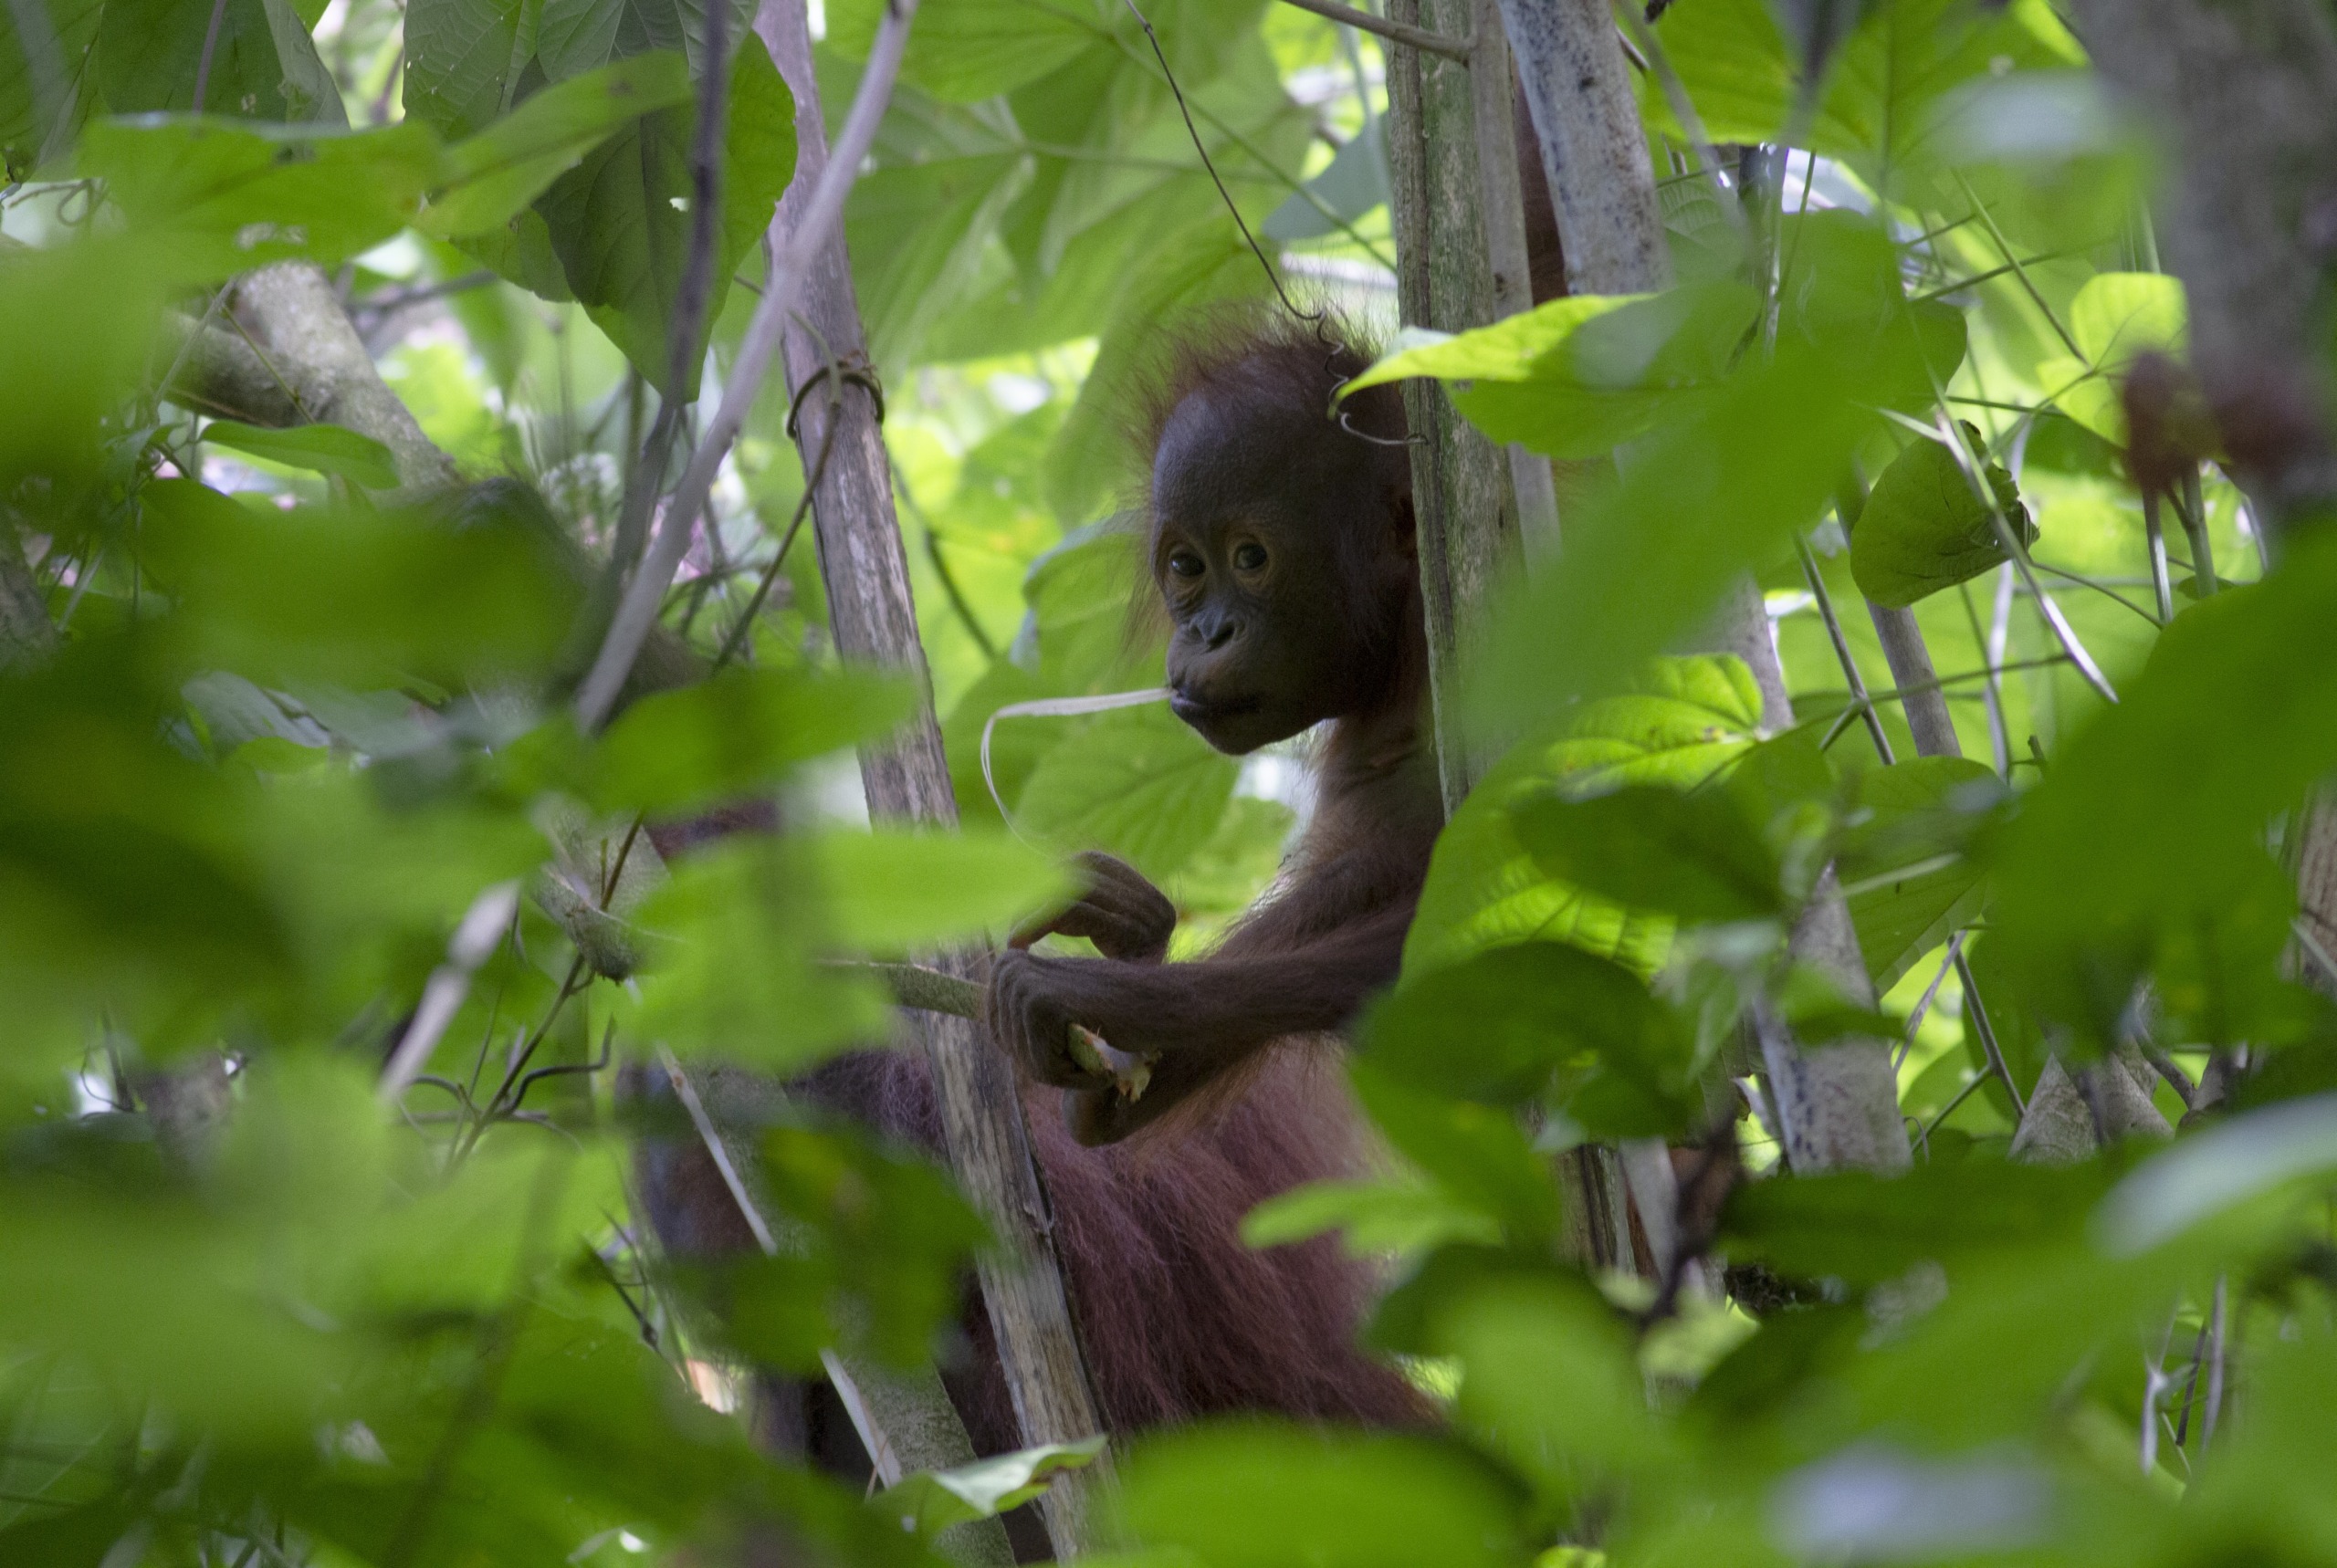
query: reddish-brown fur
639 306 1440 1483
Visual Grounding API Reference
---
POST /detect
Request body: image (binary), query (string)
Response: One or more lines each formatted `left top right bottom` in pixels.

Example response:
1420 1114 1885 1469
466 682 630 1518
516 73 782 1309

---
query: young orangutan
984 309 1441 1146
642 310 1438 1487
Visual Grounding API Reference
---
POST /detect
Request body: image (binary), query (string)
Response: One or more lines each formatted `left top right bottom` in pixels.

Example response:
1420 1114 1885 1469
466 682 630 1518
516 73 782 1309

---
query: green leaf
710 1120 990 1371
202 419 402 489
629 837 890 1065
876 1440 1106 1537
592 665 916 815
422 51 694 235
1347 284 1757 460
1014 703 1236 883
1991 533 2337 1048
2094 1093 2337 1258
0 0 104 172
1348 1061 1563 1242
1404 655 1760 977
140 479 579 687
1835 755 2003 988
1850 425 2037 607
534 34 792 391
828 0 1096 102
2036 271 2188 445
1640 0 2080 181
1513 784 1783 924
1434 1272 1673 1483
1466 220 1960 730
1116 1422 1526 1568
98 0 347 124
401 0 534 138
0 237 170 496
1362 942 1700 1135
810 827 1075 956
77 117 441 277
1240 1176 1502 1256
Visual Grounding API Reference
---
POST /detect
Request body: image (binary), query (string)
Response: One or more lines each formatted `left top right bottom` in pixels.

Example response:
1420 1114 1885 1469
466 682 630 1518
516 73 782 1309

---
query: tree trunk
756 0 1108 1550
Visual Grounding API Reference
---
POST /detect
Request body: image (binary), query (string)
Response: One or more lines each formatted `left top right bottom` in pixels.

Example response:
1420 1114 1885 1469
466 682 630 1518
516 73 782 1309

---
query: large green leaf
98 0 345 124
533 34 793 391
1403 654 1762 977
1347 284 1757 461
591 665 915 816
1116 1421 1526 1568
2036 271 2188 446
1012 702 1235 883
828 0 1095 103
78 117 440 277
421 51 694 235
1465 219 1962 730
202 419 402 489
1362 942 1700 1135
1850 423 2037 608
1513 784 1783 925
1640 0 2080 184
0 0 105 172
809 826 1074 956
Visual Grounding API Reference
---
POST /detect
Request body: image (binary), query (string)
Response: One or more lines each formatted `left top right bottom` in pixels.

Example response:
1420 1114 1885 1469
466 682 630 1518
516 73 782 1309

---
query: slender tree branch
573 0 922 732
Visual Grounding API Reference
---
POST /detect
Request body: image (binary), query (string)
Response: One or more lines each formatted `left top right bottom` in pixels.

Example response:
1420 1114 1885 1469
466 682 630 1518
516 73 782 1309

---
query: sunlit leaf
1850 425 2036 607
203 419 402 489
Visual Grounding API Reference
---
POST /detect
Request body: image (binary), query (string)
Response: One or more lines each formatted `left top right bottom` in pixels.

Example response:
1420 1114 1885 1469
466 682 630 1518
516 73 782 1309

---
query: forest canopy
4 0 2337 1564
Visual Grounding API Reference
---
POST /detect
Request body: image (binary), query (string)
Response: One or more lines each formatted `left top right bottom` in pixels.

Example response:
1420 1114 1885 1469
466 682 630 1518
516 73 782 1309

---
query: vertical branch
1384 0 1525 814
750 1 1109 1551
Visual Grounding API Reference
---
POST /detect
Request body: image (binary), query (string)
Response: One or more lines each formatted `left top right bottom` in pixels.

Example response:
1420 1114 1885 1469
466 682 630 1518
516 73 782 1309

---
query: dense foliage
4 0 2337 1564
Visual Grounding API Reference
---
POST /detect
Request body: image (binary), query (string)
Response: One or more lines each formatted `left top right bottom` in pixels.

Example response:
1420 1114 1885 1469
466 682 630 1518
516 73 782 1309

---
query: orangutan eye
1168 551 1205 579
1231 541 1267 571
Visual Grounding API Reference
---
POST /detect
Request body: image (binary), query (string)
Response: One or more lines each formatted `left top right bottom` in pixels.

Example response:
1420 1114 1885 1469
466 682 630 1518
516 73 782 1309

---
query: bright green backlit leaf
1014 703 1236 883
2037 271 2188 445
810 826 1074 956
1347 285 1756 460
877 1439 1106 1537
0 237 167 496
1240 1176 1502 1257
422 51 695 236
1117 1422 1525 1568
203 419 402 489
1640 0 2080 180
1404 655 1759 977
79 117 440 277
629 837 890 1065
827 0 1095 102
1850 425 2037 607
1437 1273 1673 1482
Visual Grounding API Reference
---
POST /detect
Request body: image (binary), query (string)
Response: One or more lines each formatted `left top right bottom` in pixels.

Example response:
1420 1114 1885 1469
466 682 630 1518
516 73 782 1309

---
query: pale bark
226 263 461 492
1385 0 1525 812
757 2 1107 1549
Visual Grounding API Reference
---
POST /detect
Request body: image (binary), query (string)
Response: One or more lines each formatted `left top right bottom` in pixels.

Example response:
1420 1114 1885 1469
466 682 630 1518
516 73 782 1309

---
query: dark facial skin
1152 383 1413 757
984 346 1440 1144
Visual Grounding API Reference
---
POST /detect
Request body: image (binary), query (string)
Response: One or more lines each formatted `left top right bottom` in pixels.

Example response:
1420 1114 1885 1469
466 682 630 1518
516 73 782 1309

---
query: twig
1797 537 1894 763
572 0 922 733
379 883 523 1103
1273 0 1471 58
194 0 231 112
